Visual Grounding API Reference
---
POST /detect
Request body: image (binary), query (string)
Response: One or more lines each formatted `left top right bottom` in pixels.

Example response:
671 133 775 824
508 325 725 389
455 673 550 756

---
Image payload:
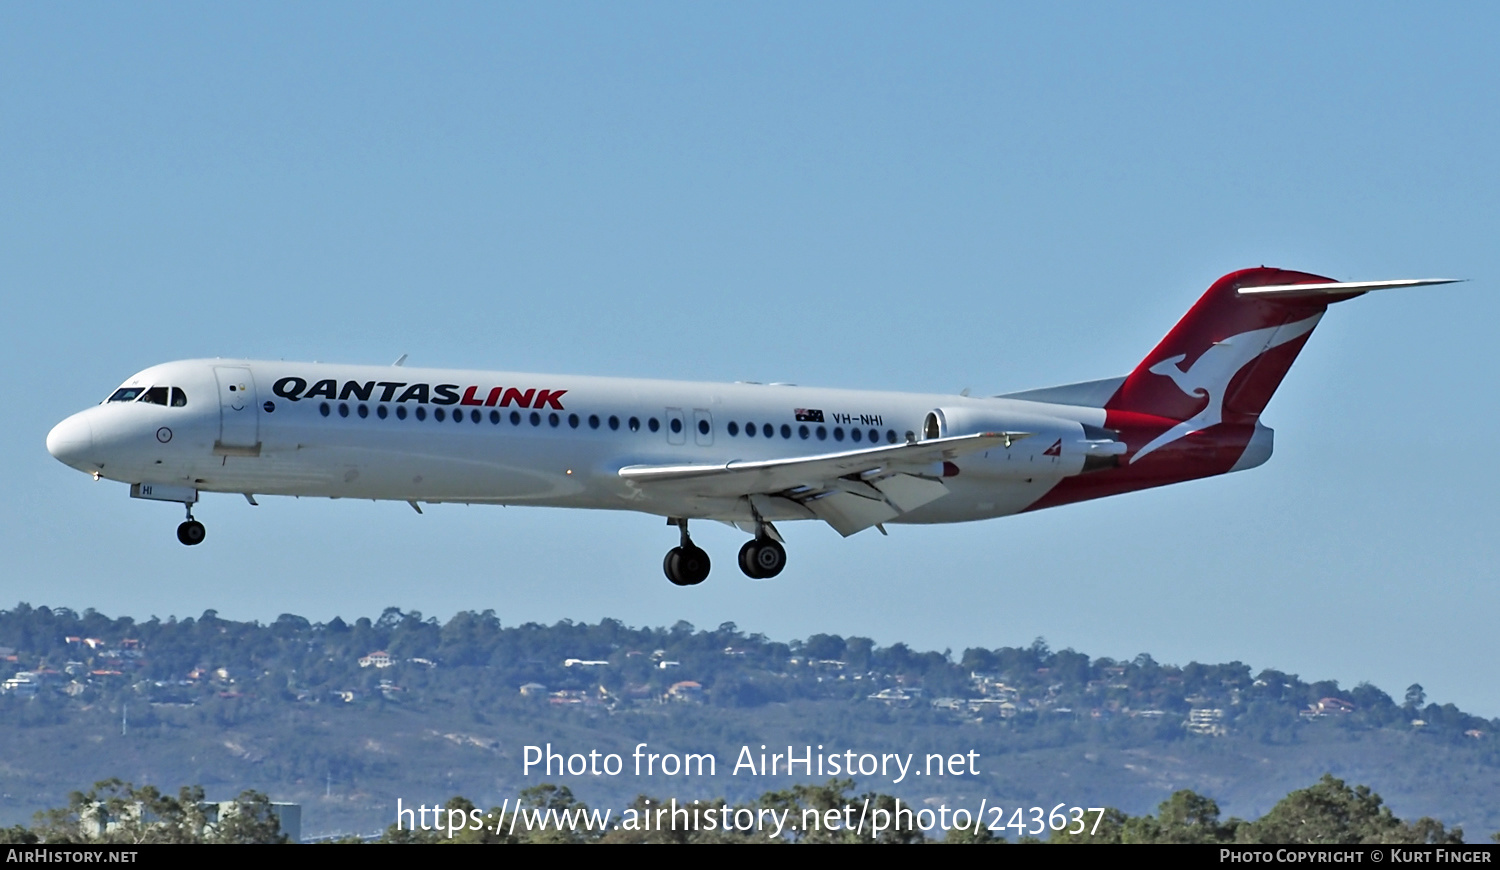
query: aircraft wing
618 431 1027 537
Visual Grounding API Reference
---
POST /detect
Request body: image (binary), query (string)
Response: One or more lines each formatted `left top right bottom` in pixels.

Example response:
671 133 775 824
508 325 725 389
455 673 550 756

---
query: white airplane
47 268 1456 586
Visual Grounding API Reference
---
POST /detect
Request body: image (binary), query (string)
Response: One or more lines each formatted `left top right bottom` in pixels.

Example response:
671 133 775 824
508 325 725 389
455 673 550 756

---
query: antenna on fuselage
393 354 408 366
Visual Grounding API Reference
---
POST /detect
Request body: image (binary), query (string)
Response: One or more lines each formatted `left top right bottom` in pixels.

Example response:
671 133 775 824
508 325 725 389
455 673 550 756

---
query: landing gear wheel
738 541 760 577
739 539 786 579
664 545 710 586
176 520 206 546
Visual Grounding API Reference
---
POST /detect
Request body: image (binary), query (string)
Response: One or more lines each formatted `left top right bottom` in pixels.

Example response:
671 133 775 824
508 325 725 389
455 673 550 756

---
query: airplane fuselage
47 358 1149 526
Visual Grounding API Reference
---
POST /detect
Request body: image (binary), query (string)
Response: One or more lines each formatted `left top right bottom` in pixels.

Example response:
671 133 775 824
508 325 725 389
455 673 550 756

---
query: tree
1144 790 1242 843
211 790 290 844
1240 774 1461 845
758 779 925 844
32 780 288 844
1405 684 1426 709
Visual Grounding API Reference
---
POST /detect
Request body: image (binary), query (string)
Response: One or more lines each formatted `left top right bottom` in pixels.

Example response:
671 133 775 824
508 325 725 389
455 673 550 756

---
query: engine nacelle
922 405 1127 476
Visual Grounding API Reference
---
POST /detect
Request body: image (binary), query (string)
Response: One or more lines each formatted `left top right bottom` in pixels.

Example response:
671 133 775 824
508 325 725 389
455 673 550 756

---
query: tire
678 545 710 585
752 539 785 578
664 547 691 586
739 540 763 578
177 520 206 546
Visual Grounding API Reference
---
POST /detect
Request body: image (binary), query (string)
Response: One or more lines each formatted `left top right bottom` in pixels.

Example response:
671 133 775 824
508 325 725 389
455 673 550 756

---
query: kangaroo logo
1131 314 1321 463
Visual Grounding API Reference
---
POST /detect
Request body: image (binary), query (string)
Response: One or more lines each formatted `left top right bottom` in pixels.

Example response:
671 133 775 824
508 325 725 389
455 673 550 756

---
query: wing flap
805 489 901 537
870 472 950 513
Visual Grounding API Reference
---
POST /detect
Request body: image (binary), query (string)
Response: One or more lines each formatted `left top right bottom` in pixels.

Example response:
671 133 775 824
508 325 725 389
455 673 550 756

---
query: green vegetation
2 774 1473 844
1054 775 1463 844
1 780 285 844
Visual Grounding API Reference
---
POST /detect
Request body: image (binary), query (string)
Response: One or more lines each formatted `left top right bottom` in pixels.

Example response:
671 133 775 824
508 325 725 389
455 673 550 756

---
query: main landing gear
176 504 206 546
738 536 786 579
663 518 710 586
662 518 788 586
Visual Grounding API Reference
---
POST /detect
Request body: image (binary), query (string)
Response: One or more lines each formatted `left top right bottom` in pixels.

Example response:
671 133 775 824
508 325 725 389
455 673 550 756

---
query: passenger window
728 421 739 436
609 415 620 430
780 424 791 439
396 406 407 420
628 417 640 432
648 418 660 432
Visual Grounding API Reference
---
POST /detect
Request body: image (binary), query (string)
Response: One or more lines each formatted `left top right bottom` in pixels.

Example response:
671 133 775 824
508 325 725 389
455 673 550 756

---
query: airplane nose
46 413 96 470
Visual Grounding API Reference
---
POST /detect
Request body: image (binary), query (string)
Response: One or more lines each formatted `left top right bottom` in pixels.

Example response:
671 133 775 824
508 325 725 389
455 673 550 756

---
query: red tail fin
1105 267 1337 425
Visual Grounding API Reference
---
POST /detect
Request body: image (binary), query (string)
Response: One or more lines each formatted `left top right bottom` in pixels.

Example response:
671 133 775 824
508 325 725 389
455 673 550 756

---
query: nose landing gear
176 504 206 546
663 518 710 586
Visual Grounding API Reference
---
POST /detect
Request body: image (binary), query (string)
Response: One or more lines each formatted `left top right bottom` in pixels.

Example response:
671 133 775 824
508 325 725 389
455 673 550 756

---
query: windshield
105 385 187 406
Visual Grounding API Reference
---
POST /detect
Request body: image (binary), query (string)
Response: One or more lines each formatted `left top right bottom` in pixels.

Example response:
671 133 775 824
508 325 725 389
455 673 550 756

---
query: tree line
1 774 1483 844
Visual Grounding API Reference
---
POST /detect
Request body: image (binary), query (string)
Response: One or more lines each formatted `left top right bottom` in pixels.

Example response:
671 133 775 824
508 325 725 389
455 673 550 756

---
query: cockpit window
108 387 144 403
138 386 170 405
171 388 187 407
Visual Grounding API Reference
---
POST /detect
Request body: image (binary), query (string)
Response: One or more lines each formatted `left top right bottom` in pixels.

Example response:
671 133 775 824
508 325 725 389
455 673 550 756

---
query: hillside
1 604 1495 839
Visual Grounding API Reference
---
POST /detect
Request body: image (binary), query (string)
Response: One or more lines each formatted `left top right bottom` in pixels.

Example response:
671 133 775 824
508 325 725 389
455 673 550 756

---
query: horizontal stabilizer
1237 278 1462 300
997 376 1126 407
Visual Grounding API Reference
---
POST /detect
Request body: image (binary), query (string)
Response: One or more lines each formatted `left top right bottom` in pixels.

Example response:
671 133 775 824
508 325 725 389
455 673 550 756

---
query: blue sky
5 4 1498 717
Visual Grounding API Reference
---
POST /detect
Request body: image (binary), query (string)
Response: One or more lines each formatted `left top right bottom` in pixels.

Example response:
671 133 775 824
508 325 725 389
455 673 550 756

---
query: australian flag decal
794 408 824 423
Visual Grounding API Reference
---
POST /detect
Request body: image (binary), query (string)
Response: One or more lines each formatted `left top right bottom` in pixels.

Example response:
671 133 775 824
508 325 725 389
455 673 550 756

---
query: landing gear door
214 366 260 454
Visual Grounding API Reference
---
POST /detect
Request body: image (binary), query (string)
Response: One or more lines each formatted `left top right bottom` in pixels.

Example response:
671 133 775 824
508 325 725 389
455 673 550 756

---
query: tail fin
1104 267 1337 425
1024 268 1457 511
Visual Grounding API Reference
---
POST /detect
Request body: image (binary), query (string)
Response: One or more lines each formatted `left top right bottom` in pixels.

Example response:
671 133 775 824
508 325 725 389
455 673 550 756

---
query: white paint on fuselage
50 359 1110 528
